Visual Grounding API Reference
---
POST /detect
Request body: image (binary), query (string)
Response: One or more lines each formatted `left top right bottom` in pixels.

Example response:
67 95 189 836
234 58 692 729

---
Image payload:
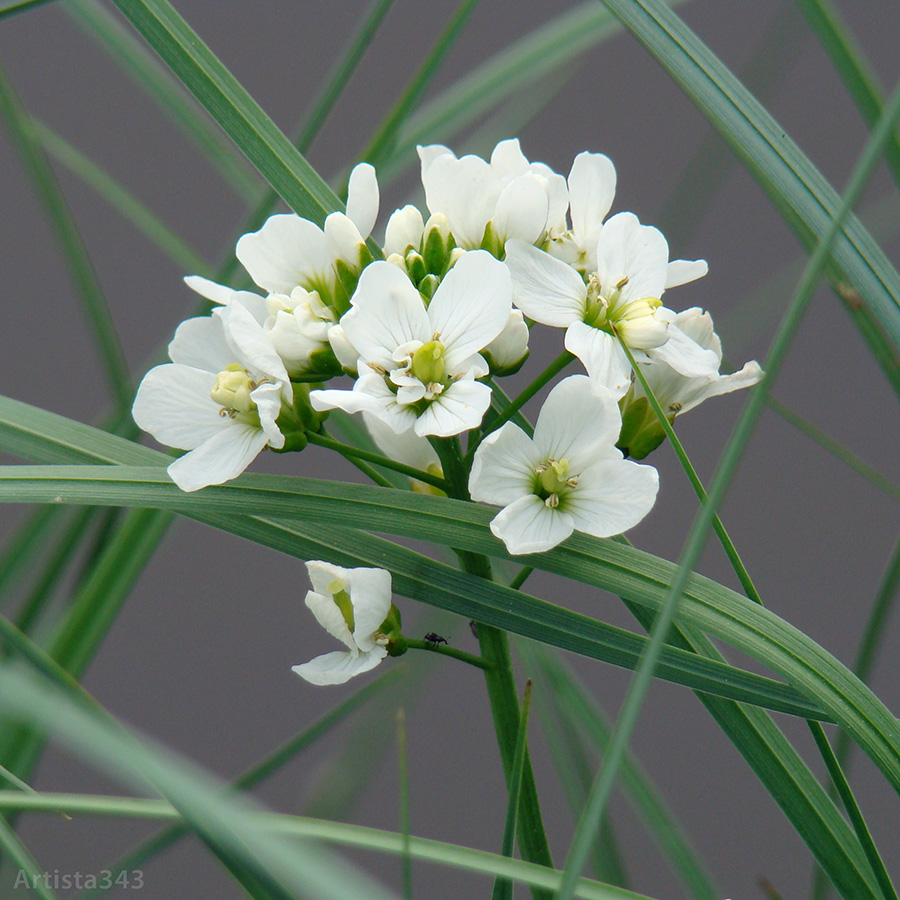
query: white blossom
132 304 290 492
235 162 379 300
292 561 394 686
631 308 763 416
418 139 567 251
506 212 719 397
469 376 658 554
310 251 512 437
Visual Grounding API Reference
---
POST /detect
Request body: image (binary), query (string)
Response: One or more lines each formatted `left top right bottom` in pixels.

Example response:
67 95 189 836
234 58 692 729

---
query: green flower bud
418 273 440 302
616 395 667 459
405 249 427 287
423 212 454 274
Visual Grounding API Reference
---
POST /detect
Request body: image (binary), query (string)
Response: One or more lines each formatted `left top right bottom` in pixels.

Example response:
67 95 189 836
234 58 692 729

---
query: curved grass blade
0 506 64 606
596 0 900 361
0 667 402 900
519 641 717 900
64 0 261 201
108 0 342 224
0 62 131 412
0 791 656 900
0 0 55 20
0 816 60 900
0 466 838 723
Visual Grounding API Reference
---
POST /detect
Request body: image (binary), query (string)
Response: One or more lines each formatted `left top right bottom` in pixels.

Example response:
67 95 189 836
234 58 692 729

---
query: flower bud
211 364 256 413
423 212 455 274
405 249 427 287
482 309 529 375
384 204 424 257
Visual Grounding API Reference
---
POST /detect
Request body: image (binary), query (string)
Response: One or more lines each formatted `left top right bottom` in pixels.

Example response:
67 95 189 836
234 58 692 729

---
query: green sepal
405 250 427 287
616 395 667 460
480 220 503 258
423 218 454 274
270 431 308 453
385 632 408 657
419 274 440 302
332 261 356 315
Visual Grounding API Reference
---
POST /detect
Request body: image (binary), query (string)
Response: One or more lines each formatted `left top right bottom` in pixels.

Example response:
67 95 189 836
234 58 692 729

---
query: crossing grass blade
596 0 900 369
108 0 342 224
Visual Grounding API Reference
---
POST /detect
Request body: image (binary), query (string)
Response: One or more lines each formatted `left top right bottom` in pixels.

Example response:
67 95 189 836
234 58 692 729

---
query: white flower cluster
134 139 761 559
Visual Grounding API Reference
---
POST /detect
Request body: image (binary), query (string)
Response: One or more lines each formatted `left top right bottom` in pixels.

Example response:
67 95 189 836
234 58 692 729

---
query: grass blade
64 0 261 201
109 0 341 224
520 641 717 900
0 62 131 412
491 679 533 900
0 816 60 900
597 0 900 363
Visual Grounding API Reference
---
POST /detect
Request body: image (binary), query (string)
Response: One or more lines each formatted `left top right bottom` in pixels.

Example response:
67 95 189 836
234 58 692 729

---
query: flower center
534 457 578 508
327 577 355 632
582 274 663 342
210 363 261 424
409 339 447 387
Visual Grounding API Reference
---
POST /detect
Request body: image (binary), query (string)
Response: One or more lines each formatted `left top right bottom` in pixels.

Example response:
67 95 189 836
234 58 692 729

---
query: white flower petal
494 174 550 245
167 315 233 370
324 212 365 265
413 379 492 437
304 587 356 651
595 212 668 302
504 240 586 326
468 422 542 506
647 324 720 377
293 647 387 685
427 251 511 371
565 458 659 538
166 423 269 492
311 369 418 434
490 138 529 178
345 162 379 238
533 375 622 468
343 263 431 365
306 560 348 599
221 301 289 385
347 567 393 652
132 364 224 450
423 153 498 248
183 275 234 306
673 361 764 415
563 321 632 397
384 205 425 256
665 258 708 289
567 152 616 246
250 380 285 449
489 494 574 555
236 214 330 294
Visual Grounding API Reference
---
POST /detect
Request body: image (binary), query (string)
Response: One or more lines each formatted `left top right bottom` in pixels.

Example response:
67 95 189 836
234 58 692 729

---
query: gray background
1 0 899 897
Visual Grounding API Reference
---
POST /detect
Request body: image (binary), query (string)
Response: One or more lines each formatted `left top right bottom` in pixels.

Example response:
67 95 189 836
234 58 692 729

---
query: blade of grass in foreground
109 0 342 224
0 62 131 412
75 669 404 900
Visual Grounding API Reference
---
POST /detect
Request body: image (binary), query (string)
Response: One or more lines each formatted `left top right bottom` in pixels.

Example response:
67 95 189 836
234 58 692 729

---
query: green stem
480 351 573 441
404 639 490 670
509 567 534 591
306 431 448 492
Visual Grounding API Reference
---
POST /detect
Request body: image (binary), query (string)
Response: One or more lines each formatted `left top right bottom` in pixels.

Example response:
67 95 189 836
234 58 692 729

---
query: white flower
633 308 763 416
293 561 393 686
482 309 530 375
235 162 379 302
418 139 567 251
362 411 443 493
547 151 707 290
310 251 512 437
469 376 658 555
185 276 337 378
132 304 290 492
505 212 719 397
383 204 425 257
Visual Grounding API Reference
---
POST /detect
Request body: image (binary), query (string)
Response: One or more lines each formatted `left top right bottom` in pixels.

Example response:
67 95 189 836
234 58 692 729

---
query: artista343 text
14 869 144 890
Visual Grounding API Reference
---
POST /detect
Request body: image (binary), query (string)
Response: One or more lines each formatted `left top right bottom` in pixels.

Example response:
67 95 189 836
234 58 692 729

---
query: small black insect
424 631 448 646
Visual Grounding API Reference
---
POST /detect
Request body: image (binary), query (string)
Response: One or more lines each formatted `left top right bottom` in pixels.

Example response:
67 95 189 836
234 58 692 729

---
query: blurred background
1 0 899 896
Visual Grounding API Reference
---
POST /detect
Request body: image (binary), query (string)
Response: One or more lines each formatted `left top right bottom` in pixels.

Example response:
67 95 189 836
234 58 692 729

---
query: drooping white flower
418 139 568 251
235 162 379 303
185 275 338 379
506 212 719 397
469 375 658 555
310 251 512 437
632 308 763 416
132 304 290 492
293 561 393 686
